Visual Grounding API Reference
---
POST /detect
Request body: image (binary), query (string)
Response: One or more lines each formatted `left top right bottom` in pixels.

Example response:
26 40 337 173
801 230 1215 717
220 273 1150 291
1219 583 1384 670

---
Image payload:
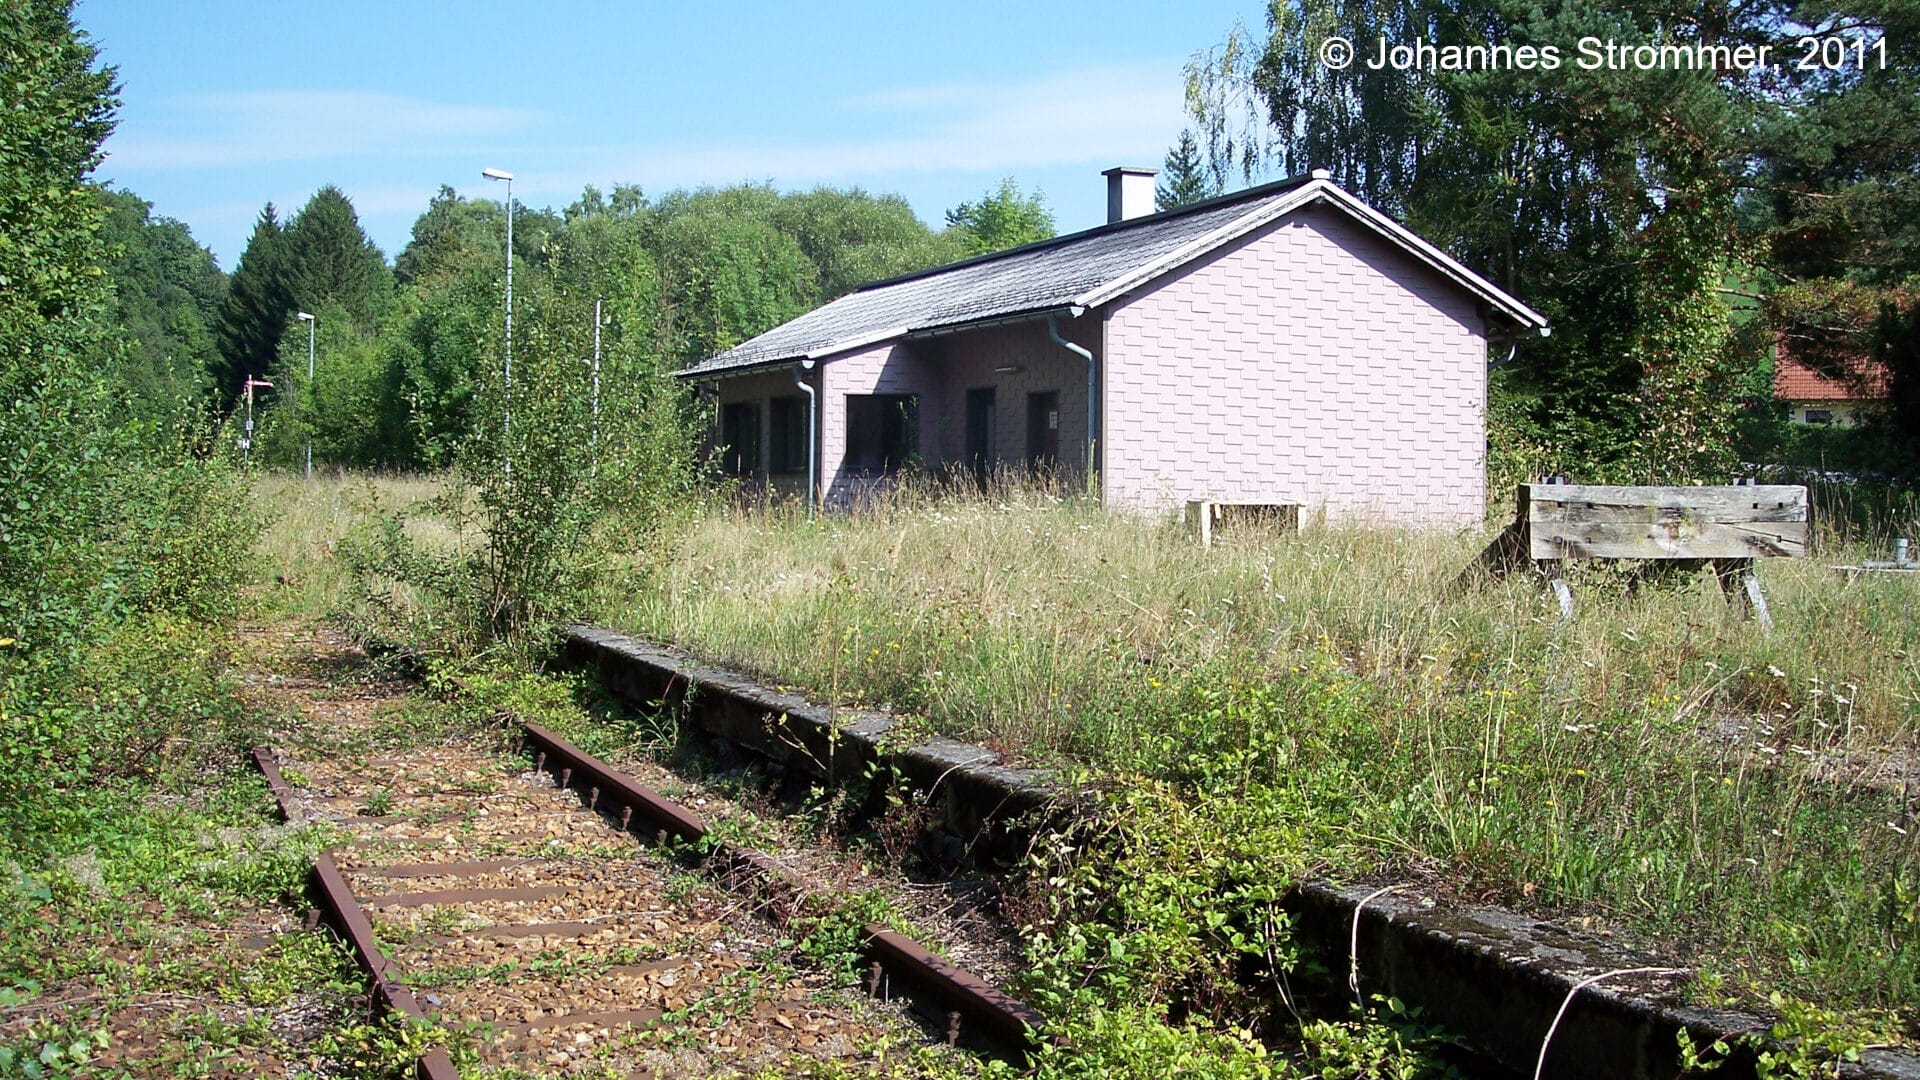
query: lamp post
482 167 514 475
296 311 315 478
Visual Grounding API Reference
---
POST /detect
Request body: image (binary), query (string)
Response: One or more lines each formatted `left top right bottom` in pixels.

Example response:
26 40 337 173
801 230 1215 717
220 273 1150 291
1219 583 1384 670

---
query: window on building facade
720 401 760 477
770 396 808 474
845 394 918 474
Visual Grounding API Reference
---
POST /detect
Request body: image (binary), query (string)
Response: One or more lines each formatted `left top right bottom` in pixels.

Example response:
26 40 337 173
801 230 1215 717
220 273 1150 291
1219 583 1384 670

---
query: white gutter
804 324 912 361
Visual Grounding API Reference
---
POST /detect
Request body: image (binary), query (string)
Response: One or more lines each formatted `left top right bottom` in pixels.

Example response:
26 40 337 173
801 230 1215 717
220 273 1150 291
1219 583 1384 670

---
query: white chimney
1103 166 1157 223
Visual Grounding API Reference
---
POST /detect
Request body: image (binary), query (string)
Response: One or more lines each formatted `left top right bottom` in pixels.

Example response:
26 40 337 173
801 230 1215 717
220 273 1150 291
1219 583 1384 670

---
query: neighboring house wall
1785 400 1872 426
1104 205 1488 525
1773 348 1889 427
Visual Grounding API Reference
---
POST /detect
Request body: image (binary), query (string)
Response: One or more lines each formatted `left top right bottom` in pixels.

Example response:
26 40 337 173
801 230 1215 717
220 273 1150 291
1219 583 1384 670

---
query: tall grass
253 471 452 619
257 473 1920 1017
610 483 1920 1017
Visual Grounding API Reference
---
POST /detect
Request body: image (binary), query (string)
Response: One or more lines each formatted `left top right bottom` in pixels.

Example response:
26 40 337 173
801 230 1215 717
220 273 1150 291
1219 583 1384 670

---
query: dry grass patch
610 489 1920 1018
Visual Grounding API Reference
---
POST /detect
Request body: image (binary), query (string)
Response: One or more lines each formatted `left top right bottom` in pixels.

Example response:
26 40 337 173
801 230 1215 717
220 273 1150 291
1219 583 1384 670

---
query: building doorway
965 387 996 486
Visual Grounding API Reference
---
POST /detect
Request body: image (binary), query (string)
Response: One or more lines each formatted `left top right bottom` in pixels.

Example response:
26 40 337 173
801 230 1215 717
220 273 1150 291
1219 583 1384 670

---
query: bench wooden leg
1711 558 1772 629
1454 522 1528 590
1546 564 1575 624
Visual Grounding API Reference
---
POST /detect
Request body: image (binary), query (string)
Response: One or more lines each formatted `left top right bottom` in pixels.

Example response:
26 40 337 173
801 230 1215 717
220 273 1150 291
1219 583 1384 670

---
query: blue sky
79 1 1271 270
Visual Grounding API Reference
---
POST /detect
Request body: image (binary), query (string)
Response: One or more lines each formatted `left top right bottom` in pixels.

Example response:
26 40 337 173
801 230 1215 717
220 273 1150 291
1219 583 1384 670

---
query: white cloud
104 90 545 170
518 62 1188 201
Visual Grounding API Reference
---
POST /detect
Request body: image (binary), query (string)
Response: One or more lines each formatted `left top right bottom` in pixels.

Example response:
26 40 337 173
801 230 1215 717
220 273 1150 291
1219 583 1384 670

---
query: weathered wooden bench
1460 481 1809 626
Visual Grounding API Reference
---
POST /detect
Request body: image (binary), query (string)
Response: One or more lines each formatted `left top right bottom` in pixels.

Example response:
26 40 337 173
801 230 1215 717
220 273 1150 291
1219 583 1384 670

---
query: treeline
0 0 1061 848
1 1 258 847
101 169 1057 471
1183 0 1920 483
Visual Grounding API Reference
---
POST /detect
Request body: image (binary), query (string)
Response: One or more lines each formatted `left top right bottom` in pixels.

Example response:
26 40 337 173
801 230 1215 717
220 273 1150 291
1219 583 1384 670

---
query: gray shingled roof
682 174 1545 378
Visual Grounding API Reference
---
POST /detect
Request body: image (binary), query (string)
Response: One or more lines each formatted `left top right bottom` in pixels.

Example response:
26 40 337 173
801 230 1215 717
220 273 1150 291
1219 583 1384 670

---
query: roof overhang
676 324 911 381
902 305 1083 342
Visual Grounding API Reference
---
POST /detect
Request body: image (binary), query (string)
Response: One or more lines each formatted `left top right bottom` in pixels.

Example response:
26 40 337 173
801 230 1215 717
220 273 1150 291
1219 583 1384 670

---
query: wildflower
1767 665 1786 678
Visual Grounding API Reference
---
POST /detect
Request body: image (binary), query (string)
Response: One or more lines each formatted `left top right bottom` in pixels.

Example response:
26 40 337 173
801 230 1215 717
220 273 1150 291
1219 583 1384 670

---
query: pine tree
283 185 392 325
213 204 292 402
1156 130 1218 211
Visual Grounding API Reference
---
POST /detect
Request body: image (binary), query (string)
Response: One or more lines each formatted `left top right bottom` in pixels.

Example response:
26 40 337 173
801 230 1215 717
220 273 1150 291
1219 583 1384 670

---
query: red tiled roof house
1773 344 1891 426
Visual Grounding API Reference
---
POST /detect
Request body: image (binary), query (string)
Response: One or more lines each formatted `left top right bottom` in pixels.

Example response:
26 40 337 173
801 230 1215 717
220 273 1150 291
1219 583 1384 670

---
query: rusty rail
251 747 460 1080
518 723 1045 1059
864 926 1043 1050
521 721 707 842
253 722 1046 1065
250 746 302 822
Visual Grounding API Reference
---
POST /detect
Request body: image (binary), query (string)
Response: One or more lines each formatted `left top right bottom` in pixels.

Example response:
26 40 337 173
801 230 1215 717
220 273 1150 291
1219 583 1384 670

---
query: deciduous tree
944 178 1055 256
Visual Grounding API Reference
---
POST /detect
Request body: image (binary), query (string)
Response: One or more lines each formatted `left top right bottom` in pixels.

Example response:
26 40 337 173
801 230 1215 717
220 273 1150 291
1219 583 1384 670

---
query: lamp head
481 167 513 182
295 311 314 322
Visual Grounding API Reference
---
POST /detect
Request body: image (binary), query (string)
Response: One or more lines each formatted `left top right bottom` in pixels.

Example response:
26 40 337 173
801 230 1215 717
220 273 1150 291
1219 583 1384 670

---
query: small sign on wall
1047 410 1058 430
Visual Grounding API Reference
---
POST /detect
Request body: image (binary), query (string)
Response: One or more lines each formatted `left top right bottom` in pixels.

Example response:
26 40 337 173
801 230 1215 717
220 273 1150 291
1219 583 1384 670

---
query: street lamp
296 311 315 478
482 167 514 474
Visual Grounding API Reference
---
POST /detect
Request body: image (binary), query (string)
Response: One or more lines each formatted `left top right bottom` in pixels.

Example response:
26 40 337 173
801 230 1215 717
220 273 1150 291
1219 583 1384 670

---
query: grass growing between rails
612 488 1920 1029
259 472 1916 1072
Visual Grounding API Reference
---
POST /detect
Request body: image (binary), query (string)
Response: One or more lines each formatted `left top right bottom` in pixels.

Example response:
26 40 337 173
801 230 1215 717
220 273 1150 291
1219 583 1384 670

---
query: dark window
770 396 808 474
1026 390 1060 468
1804 408 1834 424
965 387 996 485
845 394 918 474
720 401 760 477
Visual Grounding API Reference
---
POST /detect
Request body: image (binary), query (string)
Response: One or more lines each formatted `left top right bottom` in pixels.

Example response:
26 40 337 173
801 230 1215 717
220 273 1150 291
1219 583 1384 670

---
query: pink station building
679 167 1549 527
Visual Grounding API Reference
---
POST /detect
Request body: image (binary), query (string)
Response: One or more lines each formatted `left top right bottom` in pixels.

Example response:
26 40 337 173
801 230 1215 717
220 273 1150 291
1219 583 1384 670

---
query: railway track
253 630 1035 1078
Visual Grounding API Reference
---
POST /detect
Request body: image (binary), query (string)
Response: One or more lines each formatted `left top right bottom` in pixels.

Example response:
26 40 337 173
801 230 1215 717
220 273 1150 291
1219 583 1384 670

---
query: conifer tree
1156 130 1219 211
213 204 292 402
282 185 392 325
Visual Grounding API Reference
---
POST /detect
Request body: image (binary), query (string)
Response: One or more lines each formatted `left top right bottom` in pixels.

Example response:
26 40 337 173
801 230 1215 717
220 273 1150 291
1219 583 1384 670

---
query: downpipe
1046 313 1096 496
796 360 818 517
